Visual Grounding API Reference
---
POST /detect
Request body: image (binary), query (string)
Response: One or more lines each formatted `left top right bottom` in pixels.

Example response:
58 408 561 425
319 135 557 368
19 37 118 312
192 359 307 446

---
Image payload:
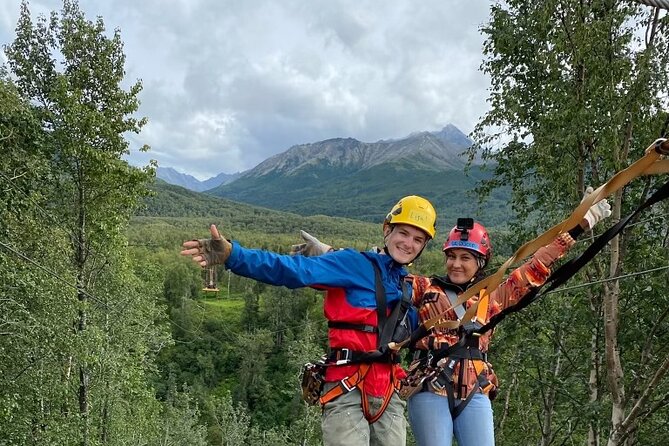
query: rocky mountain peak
245 124 473 178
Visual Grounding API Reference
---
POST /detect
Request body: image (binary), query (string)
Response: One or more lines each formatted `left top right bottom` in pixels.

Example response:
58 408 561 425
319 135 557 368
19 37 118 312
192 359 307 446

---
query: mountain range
156 124 478 190
153 124 511 229
155 167 240 192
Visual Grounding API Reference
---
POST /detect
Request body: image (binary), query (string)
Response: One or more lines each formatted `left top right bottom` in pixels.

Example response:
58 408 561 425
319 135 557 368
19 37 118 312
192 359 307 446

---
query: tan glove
181 224 232 267
290 230 333 257
582 186 612 229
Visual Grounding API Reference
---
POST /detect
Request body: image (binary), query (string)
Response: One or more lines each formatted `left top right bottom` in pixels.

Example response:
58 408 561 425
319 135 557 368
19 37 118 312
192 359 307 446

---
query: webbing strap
371 262 388 342
476 176 669 336
472 359 494 395
437 358 488 419
444 288 466 320
328 321 376 333
474 290 490 324
319 363 400 423
360 367 400 424
319 364 370 406
395 139 669 347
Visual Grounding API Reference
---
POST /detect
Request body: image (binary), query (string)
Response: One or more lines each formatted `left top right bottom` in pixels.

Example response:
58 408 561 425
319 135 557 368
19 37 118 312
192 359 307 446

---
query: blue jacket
225 242 417 396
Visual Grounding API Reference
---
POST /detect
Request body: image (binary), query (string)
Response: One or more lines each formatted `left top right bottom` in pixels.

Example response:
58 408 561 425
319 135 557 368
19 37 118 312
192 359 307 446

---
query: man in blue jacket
181 195 437 446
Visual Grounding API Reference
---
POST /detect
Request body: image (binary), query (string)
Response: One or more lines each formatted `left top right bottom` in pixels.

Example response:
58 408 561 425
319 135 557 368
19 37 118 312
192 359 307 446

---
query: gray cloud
1 0 491 179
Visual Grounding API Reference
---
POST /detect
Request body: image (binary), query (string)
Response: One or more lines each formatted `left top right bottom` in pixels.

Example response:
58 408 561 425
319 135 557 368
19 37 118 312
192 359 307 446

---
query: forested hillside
3 1 669 446
140 180 383 246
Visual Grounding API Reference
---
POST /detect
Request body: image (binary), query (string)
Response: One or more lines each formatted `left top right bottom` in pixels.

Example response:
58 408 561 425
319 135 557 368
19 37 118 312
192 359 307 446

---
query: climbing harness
401 287 497 419
395 139 669 418
299 257 412 423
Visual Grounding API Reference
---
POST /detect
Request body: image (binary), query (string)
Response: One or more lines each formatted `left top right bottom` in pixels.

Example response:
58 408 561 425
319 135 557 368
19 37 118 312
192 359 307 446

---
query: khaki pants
321 383 406 446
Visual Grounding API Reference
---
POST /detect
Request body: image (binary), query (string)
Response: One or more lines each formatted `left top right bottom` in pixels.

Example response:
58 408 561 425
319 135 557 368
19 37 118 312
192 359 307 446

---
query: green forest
2 1 669 446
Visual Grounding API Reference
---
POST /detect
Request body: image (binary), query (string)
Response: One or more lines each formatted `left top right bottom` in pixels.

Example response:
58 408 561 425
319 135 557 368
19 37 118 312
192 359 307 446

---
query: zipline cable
545 264 669 294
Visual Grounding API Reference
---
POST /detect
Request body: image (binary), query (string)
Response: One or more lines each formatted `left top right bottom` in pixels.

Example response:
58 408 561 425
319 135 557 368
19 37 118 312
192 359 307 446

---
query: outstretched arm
181 225 376 291
491 188 611 311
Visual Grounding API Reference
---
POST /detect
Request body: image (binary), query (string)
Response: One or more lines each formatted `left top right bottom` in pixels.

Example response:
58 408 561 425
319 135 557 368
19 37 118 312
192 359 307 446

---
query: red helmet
443 219 492 263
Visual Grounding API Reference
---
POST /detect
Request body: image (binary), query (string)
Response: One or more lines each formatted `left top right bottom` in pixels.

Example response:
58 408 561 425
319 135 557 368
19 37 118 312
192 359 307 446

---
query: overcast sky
1 1 493 179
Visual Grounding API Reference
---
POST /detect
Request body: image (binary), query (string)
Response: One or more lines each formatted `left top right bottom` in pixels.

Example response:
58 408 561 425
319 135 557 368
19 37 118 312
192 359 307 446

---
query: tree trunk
76 178 90 446
539 337 562 446
497 370 517 436
605 190 625 446
588 293 601 446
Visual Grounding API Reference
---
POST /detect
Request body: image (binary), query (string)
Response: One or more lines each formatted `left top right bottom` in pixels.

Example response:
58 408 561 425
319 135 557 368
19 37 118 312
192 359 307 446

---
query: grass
198 293 245 325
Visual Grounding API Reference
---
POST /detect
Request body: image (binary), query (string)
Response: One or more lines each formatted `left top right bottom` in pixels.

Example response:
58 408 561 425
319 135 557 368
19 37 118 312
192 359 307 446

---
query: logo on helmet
409 210 427 223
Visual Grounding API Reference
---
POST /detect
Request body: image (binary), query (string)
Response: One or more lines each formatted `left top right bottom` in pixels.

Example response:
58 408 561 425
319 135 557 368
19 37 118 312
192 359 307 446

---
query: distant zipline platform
202 266 220 294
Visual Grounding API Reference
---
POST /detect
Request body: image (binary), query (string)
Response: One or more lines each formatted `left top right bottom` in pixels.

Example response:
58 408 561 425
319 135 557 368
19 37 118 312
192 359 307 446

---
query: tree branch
615 352 669 443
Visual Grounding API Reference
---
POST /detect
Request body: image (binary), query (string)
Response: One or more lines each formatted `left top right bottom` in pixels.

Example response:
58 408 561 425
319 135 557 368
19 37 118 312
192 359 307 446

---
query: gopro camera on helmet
456 218 474 240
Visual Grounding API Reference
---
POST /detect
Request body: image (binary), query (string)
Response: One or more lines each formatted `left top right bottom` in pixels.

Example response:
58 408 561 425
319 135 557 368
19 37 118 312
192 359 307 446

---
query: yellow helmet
384 195 437 239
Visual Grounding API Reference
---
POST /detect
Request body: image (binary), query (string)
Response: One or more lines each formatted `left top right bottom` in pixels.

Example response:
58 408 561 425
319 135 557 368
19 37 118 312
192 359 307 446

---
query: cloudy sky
1 1 493 179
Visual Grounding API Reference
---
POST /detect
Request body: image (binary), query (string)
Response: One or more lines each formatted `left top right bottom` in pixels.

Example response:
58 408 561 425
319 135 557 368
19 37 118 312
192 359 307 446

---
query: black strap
415 344 485 362
328 321 377 333
369 260 411 349
327 347 400 364
371 261 388 345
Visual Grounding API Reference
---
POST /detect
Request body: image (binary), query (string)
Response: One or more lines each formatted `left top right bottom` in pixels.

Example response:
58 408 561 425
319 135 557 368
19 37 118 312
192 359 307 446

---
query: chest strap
328 321 376 333
444 287 466 320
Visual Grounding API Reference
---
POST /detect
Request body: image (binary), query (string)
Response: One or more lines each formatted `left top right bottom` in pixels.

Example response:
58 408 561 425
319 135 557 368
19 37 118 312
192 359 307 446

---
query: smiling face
445 248 480 285
383 223 429 264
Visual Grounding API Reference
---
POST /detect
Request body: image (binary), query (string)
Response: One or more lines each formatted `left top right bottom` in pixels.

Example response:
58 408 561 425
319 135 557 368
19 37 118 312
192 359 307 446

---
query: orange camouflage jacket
409 232 576 398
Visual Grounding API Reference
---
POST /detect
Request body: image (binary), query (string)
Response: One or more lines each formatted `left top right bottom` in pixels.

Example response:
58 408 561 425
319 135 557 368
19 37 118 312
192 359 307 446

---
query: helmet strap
476 255 487 270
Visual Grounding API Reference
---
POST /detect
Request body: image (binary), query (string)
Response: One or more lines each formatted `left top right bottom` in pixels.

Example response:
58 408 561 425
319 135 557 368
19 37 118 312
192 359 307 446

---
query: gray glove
198 237 232 265
290 230 333 257
582 186 612 229
181 224 232 266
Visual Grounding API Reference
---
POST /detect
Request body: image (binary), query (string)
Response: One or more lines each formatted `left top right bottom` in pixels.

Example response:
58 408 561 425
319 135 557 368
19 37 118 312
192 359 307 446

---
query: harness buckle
341 377 355 392
335 348 352 365
460 321 483 337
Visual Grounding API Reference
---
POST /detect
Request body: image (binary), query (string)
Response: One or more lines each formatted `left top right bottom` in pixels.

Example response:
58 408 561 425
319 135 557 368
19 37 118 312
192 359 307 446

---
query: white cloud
1 0 492 179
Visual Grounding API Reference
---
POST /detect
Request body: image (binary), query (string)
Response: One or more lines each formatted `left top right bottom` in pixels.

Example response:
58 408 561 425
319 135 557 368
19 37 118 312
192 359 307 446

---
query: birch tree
472 1 669 444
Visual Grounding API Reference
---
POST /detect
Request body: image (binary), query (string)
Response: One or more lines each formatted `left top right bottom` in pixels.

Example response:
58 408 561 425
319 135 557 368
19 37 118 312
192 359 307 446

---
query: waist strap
327 347 398 365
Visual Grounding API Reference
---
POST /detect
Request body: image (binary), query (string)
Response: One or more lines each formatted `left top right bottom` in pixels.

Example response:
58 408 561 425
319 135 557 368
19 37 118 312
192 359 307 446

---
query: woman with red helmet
405 218 500 446
407 191 611 446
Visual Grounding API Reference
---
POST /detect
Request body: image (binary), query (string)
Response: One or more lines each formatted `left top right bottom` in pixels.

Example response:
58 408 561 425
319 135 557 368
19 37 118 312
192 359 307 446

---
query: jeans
408 391 494 446
321 383 407 446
